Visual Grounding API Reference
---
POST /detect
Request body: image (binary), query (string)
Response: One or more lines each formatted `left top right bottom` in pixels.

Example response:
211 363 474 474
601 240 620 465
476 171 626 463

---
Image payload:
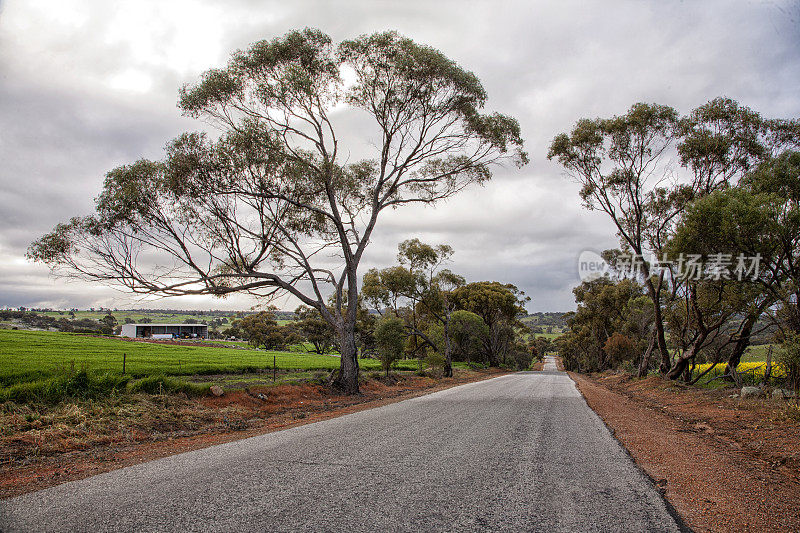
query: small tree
531 336 552 360
448 310 489 363
375 316 405 377
295 305 337 354
603 332 638 368
100 312 117 335
239 311 286 350
451 281 529 366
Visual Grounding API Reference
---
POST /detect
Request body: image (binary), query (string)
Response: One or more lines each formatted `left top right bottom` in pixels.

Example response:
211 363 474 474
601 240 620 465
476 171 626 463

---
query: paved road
1 370 682 532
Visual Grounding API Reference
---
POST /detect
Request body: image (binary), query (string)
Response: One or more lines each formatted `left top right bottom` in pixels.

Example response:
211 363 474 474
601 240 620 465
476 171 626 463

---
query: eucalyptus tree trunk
334 324 360 394
443 311 453 378
643 272 671 374
331 269 362 394
667 332 708 380
637 330 656 378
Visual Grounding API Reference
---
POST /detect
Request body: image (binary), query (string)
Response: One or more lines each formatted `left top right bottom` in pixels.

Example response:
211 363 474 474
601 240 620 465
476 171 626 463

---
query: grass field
536 331 563 341
742 344 775 362
0 329 426 388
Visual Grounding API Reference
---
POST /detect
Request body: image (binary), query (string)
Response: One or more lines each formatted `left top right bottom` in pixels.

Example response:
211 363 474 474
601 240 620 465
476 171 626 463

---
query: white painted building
120 323 208 339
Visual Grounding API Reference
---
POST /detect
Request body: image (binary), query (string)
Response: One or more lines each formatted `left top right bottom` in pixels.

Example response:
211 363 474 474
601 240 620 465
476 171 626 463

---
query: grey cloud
0 0 798 312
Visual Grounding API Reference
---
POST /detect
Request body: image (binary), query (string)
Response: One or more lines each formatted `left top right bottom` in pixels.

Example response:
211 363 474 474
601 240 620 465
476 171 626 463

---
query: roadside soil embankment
573 372 800 532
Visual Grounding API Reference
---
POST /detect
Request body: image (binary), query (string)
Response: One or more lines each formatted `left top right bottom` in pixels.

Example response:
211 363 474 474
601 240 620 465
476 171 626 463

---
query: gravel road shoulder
572 372 800 532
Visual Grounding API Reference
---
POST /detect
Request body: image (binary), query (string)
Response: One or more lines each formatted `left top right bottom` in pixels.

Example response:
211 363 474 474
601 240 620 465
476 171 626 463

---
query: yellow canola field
693 361 786 378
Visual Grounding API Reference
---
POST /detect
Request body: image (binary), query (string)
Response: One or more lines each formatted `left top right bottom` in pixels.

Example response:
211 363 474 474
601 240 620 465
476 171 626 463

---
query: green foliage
294 306 337 354
424 351 446 377
238 311 300 350
558 278 649 372
362 265 421 315
0 368 211 405
777 333 800 391
448 310 489 362
374 316 406 376
549 97 799 380
451 281 528 326
29 29 527 396
0 370 131 404
530 336 552 360
450 281 529 366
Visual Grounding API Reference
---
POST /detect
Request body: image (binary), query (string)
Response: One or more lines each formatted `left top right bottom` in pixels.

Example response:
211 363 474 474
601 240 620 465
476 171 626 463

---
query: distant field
537 331 563 340
0 329 424 387
742 344 775 362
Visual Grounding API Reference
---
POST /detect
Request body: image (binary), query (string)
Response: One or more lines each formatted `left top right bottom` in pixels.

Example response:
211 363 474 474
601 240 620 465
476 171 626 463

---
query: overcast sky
0 0 798 313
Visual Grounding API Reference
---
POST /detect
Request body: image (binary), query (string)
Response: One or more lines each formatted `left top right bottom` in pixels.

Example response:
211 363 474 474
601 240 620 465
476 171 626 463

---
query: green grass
0 329 425 388
741 344 775 362
537 331 563 340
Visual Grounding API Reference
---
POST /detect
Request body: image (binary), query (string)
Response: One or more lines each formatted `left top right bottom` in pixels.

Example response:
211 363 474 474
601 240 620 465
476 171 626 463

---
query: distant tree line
0 310 119 335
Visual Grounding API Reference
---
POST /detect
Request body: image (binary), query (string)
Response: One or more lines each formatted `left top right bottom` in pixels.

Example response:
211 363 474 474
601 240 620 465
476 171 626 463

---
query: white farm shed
120 323 208 339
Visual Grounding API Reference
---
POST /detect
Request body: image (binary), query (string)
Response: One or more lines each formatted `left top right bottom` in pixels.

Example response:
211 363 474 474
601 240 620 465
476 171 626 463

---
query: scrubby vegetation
550 98 800 396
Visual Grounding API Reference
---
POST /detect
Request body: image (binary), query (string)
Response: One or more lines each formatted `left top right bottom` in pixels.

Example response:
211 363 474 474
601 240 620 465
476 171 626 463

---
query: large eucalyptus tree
28 29 526 393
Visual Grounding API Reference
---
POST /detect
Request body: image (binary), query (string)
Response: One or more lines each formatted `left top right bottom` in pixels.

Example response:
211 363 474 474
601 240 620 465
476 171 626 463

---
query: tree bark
667 334 707 380
333 322 360 393
724 307 764 382
637 330 656 378
443 312 453 378
333 290 359 394
643 274 671 374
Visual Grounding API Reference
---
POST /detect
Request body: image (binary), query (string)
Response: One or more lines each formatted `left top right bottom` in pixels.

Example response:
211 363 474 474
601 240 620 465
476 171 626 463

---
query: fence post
764 345 773 384
273 355 277 383
123 353 126 375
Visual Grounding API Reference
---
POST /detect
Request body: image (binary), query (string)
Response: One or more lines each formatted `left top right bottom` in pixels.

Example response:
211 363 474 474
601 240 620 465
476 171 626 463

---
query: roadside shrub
425 351 446 377
603 333 638 367
375 317 406 377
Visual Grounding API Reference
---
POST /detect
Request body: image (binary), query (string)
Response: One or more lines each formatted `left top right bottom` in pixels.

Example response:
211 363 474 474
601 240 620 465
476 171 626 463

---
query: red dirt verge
572 372 800 533
1 369 506 499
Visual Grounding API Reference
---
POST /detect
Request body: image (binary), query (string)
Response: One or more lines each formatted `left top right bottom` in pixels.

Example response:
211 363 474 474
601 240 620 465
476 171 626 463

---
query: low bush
425 352 446 378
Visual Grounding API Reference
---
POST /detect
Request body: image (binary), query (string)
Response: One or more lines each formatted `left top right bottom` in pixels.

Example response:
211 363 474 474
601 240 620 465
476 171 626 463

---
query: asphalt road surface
1 368 682 532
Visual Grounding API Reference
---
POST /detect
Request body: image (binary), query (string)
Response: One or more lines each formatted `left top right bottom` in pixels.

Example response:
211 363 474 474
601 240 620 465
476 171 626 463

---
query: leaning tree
28 29 526 393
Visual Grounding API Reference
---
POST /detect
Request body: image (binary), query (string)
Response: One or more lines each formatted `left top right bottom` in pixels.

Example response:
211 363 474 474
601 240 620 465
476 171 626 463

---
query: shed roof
127 323 207 327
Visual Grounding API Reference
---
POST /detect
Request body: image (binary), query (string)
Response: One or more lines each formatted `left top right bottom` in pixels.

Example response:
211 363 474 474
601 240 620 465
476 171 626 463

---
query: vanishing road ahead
2 361 682 532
